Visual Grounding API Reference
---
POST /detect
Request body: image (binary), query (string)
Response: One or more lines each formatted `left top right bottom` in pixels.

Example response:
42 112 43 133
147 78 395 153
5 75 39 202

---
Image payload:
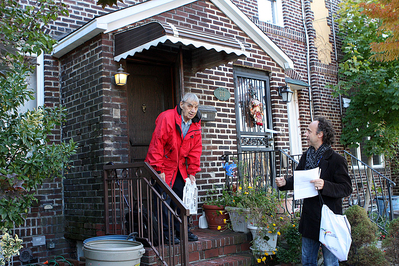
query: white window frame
351 140 385 169
18 53 44 113
287 88 302 156
258 0 284 27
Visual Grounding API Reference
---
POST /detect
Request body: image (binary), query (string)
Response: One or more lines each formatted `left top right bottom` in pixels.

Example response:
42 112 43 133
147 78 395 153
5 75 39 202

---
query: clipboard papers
294 167 320 200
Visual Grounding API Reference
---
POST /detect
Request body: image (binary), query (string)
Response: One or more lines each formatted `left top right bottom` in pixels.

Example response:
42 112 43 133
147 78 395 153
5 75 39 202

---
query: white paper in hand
294 167 320 200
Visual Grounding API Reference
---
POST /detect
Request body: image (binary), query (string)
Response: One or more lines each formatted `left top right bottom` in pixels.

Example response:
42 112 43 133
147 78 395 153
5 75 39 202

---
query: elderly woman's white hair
181 93 199 104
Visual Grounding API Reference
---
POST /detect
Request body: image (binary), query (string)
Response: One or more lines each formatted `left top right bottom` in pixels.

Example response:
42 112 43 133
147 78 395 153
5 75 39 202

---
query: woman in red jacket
145 93 202 244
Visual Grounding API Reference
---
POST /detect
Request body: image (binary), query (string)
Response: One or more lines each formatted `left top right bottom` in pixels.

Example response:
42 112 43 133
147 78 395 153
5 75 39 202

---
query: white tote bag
319 204 352 261
182 179 198 215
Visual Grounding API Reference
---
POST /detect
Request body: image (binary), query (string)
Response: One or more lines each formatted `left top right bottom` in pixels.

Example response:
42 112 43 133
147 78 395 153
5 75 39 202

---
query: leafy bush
382 217 399 264
0 0 75 229
342 205 388 266
276 218 301 264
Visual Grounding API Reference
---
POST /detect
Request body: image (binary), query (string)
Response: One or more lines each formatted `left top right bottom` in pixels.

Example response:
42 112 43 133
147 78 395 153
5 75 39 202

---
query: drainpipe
301 0 313 120
330 0 344 132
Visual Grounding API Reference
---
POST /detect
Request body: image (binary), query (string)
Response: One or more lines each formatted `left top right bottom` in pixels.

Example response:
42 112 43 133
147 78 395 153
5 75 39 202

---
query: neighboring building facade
14 0 346 264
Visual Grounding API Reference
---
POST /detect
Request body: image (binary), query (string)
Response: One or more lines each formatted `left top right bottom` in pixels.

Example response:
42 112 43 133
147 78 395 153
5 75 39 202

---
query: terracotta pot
202 204 229 230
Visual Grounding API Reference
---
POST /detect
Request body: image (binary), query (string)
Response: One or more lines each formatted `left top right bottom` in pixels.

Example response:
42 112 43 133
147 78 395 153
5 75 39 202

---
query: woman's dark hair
315 116 335 146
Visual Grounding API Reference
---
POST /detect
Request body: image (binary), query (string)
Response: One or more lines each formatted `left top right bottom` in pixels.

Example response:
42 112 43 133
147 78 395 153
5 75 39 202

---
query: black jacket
279 148 352 240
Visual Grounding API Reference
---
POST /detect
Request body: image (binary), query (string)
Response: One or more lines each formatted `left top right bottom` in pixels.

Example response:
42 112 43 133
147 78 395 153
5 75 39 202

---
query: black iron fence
221 149 396 232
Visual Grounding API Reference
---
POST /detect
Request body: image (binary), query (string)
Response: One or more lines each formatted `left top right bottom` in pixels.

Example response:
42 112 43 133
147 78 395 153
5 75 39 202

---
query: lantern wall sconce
113 64 129 86
278 85 294 103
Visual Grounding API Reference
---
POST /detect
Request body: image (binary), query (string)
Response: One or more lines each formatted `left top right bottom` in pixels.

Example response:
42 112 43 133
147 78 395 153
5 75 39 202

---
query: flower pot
202 204 229 230
248 225 278 254
225 206 250 233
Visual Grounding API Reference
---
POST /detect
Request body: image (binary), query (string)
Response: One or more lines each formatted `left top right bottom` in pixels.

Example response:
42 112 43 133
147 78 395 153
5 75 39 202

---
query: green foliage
0 228 23 266
0 0 76 228
276 218 302 264
382 217 399 264
203 187 230 206
345 205 378 247
343 205 388 265
351 245 388 266
332 0 399 160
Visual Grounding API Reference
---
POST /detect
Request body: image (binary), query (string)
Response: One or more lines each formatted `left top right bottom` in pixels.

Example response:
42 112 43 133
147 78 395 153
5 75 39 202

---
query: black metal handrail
342 150 396 231
103 162 189 265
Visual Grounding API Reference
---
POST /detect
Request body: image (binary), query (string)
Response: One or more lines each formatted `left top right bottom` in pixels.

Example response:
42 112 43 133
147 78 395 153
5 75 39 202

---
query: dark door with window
234 67 274 152
126 62 175 162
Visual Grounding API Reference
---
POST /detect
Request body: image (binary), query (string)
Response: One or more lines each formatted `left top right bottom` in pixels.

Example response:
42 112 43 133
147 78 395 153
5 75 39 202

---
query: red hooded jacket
145 105 202 187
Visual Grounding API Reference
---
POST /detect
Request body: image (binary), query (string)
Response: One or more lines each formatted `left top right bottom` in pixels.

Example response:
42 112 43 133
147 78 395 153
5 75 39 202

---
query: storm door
127 62 175 162
234 68 274 153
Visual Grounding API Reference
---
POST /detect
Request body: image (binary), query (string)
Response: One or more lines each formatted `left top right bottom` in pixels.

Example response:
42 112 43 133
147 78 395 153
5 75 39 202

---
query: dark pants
153 171 190 235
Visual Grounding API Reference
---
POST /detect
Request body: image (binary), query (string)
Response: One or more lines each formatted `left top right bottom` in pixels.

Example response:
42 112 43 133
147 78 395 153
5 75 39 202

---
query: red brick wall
12 0 350 263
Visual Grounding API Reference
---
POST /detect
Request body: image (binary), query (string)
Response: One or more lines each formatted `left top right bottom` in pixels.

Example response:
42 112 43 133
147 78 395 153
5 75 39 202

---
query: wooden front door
126 62 175 162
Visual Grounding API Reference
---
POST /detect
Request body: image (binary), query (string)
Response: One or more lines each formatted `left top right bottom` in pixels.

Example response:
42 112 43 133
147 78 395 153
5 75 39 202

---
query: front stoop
140 228 254 265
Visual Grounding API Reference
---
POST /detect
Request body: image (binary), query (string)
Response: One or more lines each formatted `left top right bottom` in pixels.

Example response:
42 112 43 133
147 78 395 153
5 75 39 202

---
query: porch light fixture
278 85 293 103
113 64 129 86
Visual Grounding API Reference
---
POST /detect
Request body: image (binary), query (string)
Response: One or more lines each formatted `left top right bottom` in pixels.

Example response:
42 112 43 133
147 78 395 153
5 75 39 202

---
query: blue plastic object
223 162 237 177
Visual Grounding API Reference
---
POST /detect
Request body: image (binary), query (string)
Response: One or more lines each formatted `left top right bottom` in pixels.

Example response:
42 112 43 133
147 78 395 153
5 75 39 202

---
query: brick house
13 0 351 264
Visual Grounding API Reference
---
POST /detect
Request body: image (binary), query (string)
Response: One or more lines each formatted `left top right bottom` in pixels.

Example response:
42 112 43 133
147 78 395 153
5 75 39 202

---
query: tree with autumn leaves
333 0 399 210
361 0 399 62
335 0 399 158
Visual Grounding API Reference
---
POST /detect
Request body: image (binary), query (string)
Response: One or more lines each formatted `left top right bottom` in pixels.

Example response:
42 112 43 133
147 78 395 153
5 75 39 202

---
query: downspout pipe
301 0 313 120
330 0 343 130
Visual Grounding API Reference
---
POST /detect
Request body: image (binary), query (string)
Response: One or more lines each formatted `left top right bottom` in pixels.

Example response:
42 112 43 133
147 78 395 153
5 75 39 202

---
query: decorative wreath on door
249 97 264 126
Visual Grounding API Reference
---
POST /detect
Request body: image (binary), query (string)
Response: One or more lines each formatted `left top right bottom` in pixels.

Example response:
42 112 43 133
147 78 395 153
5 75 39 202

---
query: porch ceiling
114 21 249 70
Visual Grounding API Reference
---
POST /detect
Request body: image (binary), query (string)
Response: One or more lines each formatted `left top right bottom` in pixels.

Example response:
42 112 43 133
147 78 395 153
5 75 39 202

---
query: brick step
190 253 253 266
141 228 253 265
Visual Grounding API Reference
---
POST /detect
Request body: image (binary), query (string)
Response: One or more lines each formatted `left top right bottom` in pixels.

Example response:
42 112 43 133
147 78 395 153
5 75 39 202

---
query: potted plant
202 187 230 230
224 184 251 233
240 185 286 259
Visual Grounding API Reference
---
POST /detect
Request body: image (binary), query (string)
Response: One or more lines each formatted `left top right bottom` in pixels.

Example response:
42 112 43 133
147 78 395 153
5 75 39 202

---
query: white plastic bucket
83 235 135 244
83 240 145 266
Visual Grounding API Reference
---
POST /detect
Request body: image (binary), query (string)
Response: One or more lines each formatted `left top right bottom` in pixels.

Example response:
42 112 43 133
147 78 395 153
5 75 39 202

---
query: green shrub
382 217 399 264
276 218 301 264
342 205 388 266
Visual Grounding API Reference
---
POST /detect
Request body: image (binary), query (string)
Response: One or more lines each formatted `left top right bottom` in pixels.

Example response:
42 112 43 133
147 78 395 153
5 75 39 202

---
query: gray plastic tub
83 239 145 266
